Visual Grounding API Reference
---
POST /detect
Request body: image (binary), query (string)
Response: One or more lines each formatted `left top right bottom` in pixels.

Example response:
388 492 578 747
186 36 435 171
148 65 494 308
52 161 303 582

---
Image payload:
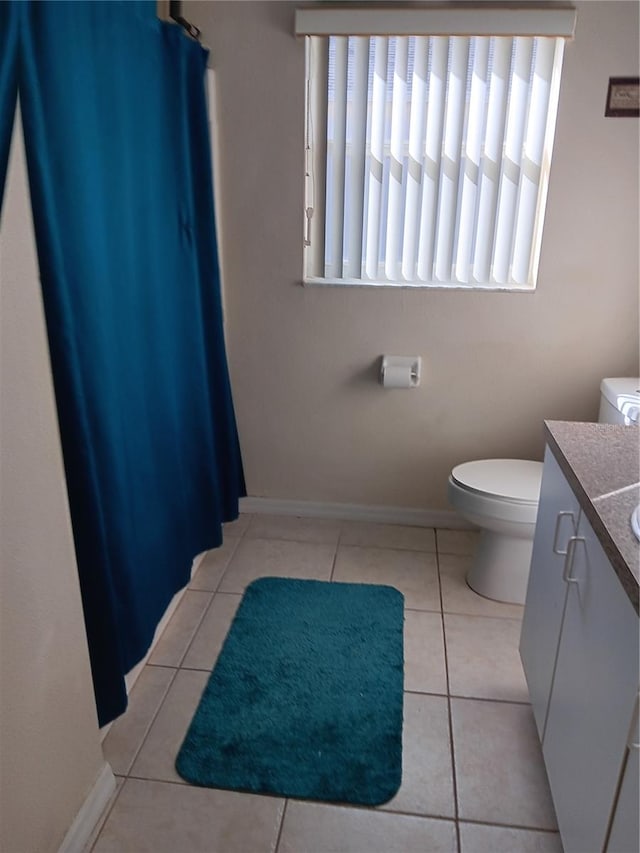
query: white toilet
447 377 640 605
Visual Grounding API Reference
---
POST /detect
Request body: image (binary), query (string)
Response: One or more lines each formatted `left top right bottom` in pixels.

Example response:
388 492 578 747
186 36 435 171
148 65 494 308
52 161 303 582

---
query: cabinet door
520 446 580 740
542 513 639 853
606 697 639 853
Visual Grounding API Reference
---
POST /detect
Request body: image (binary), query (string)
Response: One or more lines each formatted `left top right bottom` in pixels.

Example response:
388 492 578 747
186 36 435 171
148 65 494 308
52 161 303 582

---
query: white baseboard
239 496 471 529
58 762 116 853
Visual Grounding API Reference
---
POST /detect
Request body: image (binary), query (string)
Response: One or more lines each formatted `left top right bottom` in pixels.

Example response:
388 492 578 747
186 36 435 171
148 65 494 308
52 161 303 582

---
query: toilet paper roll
382 365 414 388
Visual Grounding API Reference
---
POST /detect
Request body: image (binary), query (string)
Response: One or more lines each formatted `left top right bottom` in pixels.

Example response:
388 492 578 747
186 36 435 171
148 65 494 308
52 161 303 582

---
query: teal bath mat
176 577 404 805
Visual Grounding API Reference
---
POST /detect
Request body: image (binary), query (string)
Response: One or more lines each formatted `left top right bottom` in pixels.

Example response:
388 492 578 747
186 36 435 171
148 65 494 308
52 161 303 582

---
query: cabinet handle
628 694 640 750
553 511 576 555
562 535 583 585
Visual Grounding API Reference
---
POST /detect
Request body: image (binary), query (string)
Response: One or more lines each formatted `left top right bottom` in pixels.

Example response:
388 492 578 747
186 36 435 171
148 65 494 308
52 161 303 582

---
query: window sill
302 276 536 292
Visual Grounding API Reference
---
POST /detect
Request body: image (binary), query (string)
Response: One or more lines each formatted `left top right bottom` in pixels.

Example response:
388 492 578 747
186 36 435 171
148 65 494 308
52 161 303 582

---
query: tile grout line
404 604 523 621
403 688 531 707
457 816 561 834
114 771 527 837
87 777 126 853
91 662 181 848
328 529 342 581
172 590 217 670
172 664 507 688
223 531 448 557
273 799 289 853
176 533 249 672
434 529 462 853
338 541 439 555
445 693 531 707
242 514 256 539
109 770 559 836
121 665 181 780
174 587 221 671
211 531 244 594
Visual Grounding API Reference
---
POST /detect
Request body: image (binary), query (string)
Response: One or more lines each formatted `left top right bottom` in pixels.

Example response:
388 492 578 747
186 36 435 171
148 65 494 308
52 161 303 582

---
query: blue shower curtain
0 4 18 194
1 1 245 725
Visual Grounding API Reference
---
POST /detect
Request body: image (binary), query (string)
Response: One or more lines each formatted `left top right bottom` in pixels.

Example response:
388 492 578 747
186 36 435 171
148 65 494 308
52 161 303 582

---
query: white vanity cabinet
541 509 638 852
606 698 639 853
520 446 580 740
520 440 639 853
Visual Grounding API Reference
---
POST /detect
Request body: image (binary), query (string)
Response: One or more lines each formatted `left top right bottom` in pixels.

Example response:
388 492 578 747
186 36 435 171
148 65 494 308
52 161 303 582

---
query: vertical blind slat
434 37 469 281
307 36 328 278
492 37 533 284
364 37 388 279
511 37 555 284
471 36 512 283
326 36 348 277
416 36 448 281
527 38 565 287
343 37 369 278
401 36 429 281
385 37 409 280
453 38 489 283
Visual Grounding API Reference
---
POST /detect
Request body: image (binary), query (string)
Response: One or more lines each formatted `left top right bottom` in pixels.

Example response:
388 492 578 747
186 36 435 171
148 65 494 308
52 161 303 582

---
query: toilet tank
598 378 640 425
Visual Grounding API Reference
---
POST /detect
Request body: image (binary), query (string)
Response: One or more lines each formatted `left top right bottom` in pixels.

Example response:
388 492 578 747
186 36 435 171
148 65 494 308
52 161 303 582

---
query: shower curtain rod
169 0 201 41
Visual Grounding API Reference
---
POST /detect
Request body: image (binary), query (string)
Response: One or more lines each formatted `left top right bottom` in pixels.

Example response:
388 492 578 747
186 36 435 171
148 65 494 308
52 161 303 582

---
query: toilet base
466 529 534 605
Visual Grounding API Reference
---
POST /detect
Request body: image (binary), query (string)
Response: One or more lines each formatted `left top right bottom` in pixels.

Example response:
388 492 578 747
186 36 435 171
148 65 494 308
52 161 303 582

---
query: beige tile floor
92 515 563 853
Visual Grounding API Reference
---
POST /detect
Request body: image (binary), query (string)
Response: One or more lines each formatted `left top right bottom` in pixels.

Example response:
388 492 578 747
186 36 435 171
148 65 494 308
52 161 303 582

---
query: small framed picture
605 77 640 117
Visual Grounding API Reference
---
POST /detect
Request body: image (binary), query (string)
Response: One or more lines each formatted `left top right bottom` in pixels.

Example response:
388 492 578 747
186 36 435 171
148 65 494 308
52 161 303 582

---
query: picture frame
605 77 640 117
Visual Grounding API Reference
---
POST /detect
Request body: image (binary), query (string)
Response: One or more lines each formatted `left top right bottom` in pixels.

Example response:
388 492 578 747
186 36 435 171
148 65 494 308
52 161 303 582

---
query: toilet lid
450 459 543 504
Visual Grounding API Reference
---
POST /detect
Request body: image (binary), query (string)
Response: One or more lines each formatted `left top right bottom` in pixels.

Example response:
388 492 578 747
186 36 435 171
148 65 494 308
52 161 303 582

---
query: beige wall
186 0 640 510
0 109 106 852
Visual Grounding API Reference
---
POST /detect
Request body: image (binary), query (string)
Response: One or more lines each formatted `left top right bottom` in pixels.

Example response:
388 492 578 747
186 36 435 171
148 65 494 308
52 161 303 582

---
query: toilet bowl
448 459 543 605
447 378 640 605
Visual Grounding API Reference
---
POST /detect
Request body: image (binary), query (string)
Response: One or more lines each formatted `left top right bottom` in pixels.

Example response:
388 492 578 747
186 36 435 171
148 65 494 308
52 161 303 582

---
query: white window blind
299 9 574 289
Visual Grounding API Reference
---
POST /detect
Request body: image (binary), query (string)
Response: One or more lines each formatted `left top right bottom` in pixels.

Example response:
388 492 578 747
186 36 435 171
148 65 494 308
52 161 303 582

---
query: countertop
545 421 639 613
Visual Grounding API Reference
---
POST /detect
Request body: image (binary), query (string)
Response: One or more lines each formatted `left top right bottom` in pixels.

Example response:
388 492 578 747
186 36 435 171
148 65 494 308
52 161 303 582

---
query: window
297 8 575 289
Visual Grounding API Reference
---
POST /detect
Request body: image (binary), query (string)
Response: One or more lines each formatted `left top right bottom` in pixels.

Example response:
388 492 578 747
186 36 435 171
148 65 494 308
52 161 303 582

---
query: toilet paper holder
380 356 422 388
